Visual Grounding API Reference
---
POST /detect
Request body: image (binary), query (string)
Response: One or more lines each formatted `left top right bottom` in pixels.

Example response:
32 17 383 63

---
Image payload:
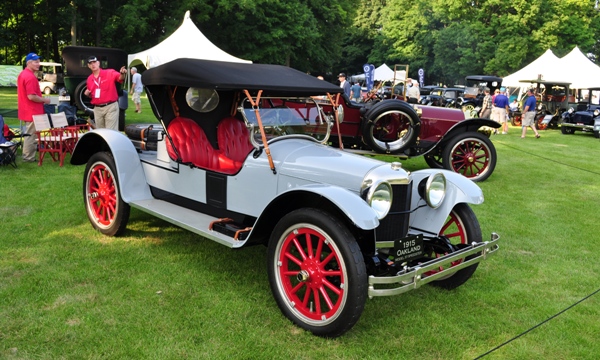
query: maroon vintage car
286 95 500 182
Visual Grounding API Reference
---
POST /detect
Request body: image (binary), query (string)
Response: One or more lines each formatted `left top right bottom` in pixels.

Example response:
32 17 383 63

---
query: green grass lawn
1 86 599 359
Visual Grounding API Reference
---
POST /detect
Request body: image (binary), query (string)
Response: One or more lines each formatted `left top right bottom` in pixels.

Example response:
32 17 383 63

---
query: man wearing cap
84 56 127 130
17 52 51 162
338 73 351 98
492 86 510 134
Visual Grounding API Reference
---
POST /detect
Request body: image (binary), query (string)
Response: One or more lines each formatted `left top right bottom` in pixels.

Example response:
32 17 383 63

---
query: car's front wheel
441 132 496 182
561 126 575 134
83 152 130 236
267 208 367 337
425 203 482 289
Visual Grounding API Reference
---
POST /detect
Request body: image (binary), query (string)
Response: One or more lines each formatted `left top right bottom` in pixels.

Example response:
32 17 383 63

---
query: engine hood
269 139 387 191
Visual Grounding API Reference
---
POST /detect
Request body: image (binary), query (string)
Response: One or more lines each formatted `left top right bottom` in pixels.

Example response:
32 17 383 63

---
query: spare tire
125 123 164 141
361 100 420 154
74 81 93 112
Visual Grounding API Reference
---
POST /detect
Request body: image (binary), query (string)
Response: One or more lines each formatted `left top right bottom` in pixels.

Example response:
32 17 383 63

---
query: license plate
393 234 424 264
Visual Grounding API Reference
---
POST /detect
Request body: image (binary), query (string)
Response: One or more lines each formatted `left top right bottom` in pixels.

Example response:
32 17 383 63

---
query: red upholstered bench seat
166 116 246 174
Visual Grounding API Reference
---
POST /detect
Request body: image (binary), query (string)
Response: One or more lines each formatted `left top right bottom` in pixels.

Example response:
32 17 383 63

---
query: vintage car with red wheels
331 92 499 182
70 58 499 337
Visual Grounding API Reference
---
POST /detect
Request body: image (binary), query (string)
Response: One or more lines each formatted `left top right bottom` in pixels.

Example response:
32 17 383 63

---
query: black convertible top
142 58 342 96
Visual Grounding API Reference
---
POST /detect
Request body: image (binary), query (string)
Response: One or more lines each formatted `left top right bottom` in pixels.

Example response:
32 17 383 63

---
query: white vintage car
71 58 499 337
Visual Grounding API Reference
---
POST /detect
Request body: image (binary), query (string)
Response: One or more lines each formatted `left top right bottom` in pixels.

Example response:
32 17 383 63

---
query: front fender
71 129 152 203
408 169 484 235
261 184 379 231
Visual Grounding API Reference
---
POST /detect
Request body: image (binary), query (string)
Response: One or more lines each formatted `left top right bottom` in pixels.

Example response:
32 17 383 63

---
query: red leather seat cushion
217 117 254 163
166 117 218 169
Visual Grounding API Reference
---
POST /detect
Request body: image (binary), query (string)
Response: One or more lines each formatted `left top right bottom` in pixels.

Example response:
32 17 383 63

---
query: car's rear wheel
561 126 575 134
426 203 482 289
441 132 496 182
361 100 420 154
43 87 52 95
511 114 522 127
83 152 130 236
594 130 599 138
267 208 367 337
535 114 548 130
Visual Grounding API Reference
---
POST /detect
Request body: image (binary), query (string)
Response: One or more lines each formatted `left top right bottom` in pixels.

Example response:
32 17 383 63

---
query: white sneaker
502 132 507 135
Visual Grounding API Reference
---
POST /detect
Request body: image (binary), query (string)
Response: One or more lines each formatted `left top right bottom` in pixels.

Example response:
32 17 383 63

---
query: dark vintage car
561 87 600 137
419 87 465 107
458 75 503 113
70 58 499 337
61 46 128 130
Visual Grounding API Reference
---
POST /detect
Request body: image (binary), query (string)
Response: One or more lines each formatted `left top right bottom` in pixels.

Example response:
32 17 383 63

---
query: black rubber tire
441 131 496 182
124 123 164 141
428 203 482 290
83 152 130 236
74 81 93 112
594 131 599 139
561 126 575 134
361 99 420 154
43 87 52 95
424 152 444 169
118 109 125 132
267 208 367 338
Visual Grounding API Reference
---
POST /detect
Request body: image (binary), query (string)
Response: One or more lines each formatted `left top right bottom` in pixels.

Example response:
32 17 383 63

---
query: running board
129 199 248 248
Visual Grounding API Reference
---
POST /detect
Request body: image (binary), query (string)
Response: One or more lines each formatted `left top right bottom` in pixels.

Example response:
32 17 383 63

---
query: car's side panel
71 130 152 203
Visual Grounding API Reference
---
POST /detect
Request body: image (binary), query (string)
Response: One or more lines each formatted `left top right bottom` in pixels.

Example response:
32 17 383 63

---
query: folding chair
33 113 77 166
50 112 89 154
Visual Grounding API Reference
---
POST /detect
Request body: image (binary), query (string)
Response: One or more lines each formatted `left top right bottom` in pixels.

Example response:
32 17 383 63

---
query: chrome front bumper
368 233 500 298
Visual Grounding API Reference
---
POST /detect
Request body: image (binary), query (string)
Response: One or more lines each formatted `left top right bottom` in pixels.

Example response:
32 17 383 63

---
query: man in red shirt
84 56 127 130
18 52 51 162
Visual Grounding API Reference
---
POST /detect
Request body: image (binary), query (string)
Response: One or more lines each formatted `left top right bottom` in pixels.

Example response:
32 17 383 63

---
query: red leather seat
166 116 243 174
217 117 254 163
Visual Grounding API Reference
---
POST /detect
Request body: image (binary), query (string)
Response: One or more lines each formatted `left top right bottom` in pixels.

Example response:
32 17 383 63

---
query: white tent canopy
557 46 600 88
127 10 251 69
351 64 406 83
502 49 562 87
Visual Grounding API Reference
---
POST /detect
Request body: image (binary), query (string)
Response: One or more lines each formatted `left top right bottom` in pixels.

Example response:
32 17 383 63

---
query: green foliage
1 0 600 85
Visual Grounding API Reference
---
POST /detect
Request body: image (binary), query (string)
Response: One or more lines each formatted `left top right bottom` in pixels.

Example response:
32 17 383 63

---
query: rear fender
408 169 483 235
71 129 152 203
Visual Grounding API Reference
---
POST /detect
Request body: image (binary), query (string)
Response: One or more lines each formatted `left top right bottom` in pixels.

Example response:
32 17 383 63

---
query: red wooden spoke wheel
84 152 130 236
268 208 366 337
442 132 496 182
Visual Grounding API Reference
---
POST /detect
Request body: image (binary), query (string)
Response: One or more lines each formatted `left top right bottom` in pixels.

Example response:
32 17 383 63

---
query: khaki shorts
132 91 141 104
492 107 507 123
522 111 536 127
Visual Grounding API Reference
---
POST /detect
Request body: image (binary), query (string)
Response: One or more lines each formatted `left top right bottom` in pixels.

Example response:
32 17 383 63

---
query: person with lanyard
521 88 541 138
492 87 510 134
84 56 127 130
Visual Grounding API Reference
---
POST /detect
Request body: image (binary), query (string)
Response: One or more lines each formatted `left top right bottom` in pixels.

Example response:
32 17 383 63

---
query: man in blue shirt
521 88 541 138
351 82 362 102
492 87 510 134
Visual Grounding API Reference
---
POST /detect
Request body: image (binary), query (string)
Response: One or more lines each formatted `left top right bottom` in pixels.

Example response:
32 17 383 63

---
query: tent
557 46 600 88
127 11 251 69
351 64 406 83
502 49 562 87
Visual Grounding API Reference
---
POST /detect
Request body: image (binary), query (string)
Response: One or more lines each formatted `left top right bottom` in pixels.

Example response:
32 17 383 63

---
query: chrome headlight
594 109 600 117
568 107 574 114
336 105 344 123
366 181 392 219
424 173 446 208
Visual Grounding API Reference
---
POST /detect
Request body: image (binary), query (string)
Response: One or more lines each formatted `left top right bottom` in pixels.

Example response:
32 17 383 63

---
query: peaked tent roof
351 64 406 83
502 49 562 87
557 46 600 88
127 11 251 69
